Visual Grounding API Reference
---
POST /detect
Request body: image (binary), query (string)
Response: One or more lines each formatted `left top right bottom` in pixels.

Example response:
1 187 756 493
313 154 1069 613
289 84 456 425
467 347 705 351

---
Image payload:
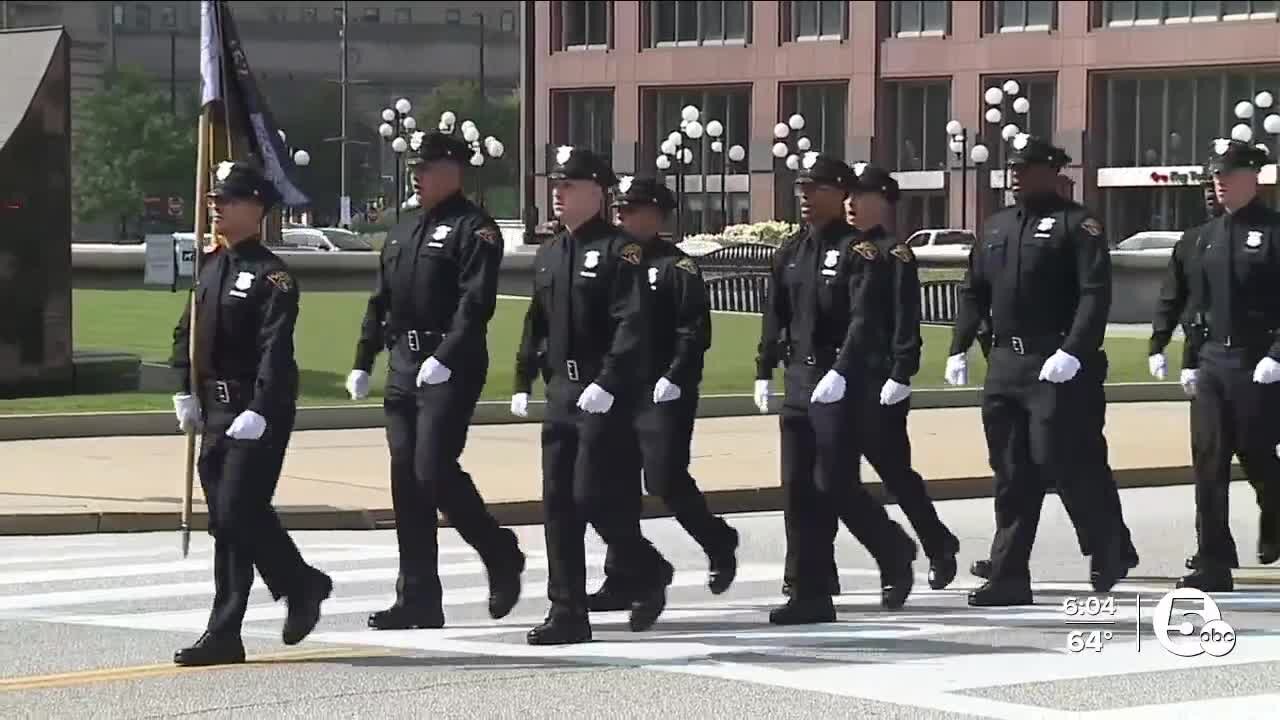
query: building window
113 4 125 27
898 193 948 239
785 1 846 41
992 0 1055 32
885 81 951 171
159 4 177 29
301 7 318 23
893 0 949 37
775 83 847 220
559 1 611 49
643 86 752 233
980 76 1057 166
1103 0 1277 25
363 7 380 23
394 8 412 24
553 91 615 158
650 1 750 46
501 9 516 32
135 3 151 30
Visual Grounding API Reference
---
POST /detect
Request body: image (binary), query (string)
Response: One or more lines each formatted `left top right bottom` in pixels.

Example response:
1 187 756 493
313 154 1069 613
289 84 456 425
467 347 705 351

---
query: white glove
810 370 846 405
1038 349 1081 384
944 354 968 386
653 377 682 404
879 379 911 406
510 392 530 418
415 356 452 386
346 369 370 400
1180 368 1198 397
1253 357 1280 384
576 383 614 414
173 394 201 434
753 380 771 414
225 410 267 440
1148 353 1167 381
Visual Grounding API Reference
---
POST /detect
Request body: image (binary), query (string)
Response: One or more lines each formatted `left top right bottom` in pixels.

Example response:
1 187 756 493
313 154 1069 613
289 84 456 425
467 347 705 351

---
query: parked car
1112 230 1181 254
904 228 976 260
280 226 372 252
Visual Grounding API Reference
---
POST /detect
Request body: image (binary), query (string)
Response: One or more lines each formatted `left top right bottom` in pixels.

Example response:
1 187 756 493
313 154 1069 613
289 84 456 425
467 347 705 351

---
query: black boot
487 534 526 620
1258 510 1280 565
527 607 592 646
781 575 840 597
628 564 673 632
967 578 1033 607
1185 552 1201 571
970 559 992 580
367 604 445 630
587 579 634 612
880 534 918 610
173 632 246 667
707 527 740 595
282 570 332 646
927 536 960 591
1090 541 1133 593
1177 566 1234 592
768 594 836 625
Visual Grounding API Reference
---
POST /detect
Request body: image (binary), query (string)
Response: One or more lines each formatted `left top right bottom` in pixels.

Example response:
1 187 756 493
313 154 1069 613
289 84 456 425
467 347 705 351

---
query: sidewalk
0 402 1225 535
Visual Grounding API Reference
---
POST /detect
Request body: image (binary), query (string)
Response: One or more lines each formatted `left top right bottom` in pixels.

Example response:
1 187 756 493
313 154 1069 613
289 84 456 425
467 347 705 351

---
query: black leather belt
201 378 252 405
1209 331 1276 350
788 346 838 368
991 333 1064 356
397 329 444 352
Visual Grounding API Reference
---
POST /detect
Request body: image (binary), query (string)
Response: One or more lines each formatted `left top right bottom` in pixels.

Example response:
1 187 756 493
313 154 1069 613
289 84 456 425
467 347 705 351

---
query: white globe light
395 98 411 114
277 129 287 144
1257 91 1275 109
686 121 704 139
984 87 1004 106
391 137 408 153
772 142 788 158
728 144 746 162
1265 113 1280 134
490 141 505 158
1003 80 1020 96
681 148 694 164
1257 143 1270 155
797 137 812 151
1013 97 1031 114
1232 123 1254 142
463 126 480 143
292 149 310 167
945 120 963 136
668 131 683 146
470 153 484 167
785 154 800 171
1001 123 1020 141
953 134 966 143
402 116 417 130
656 155 671 170
438 122 451 132
379 123 395 138
682 105 700 123
1236 101 1256 120
382 108 396 122
774 122 790 139
986 108 1003 124
970 144 990 164
788 114 805 130
484 135 497 148
949 139 964 154
710 140 723 153
441 111 457 126
706 120 724 138
660 140 675 156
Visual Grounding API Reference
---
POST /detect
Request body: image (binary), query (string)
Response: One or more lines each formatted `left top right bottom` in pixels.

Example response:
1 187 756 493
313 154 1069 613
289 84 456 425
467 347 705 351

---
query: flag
198 0 309 208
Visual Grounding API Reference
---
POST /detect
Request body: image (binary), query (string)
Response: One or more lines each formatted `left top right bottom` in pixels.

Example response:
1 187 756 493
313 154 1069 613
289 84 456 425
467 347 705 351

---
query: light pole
472 12 486 101
981 80 1032 207
277 130 312 225
944 120 970 230
770 113 811 221
654 104 705 241
378 97 415 222
1230 91 1280 204
706 119 744 231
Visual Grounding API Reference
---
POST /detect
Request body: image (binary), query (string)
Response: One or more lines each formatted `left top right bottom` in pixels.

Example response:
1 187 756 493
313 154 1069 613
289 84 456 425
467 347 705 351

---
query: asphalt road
0 483 1277 719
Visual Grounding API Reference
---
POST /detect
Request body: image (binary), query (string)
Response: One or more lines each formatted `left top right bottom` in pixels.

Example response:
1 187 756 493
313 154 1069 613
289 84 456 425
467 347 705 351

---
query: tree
416 80 520 218
72 67 197 233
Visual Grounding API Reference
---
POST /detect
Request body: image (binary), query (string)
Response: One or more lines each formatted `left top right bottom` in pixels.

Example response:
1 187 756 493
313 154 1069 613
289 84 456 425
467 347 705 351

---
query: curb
0 382 1188 441
0 464 1238 536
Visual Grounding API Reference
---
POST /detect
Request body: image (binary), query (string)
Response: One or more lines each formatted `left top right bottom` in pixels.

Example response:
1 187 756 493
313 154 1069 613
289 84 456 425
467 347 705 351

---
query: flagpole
181 111 213 558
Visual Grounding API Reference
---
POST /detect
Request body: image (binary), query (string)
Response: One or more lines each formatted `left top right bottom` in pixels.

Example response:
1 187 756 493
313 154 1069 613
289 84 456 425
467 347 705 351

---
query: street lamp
979 79 1031 207
944 119 977 231
771 113 810 220
430 111 506 209
378 98 415 222
1232 90 1280 203
654 104 707 241
704 119 745 231
278 130 312 225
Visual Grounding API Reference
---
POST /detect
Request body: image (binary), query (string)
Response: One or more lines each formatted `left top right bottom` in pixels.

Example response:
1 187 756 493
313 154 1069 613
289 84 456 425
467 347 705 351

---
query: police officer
945 136 1132 606
1178 139 1280 592
512 147 673 644
584 177 740 612
346 132 524 630
169 161 332 665
757 153 917 625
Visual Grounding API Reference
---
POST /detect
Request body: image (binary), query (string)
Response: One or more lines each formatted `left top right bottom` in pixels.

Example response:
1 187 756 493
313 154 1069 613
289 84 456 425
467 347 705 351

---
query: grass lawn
0 289 1181 415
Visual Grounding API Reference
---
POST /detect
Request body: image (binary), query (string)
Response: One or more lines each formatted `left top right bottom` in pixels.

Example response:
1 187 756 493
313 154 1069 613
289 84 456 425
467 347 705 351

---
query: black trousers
383 359 516 610
981 347 1121 581
601 388 736 587
542 375 671 611
197 397 314 637
1191 342 1280 568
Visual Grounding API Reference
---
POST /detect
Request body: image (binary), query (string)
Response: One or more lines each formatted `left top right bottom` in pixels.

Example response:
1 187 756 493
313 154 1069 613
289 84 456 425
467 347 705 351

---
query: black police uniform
1179 140 1280 592
759 155 917 626
353 133 524 630
168 162 331 666
589 178 739 612
949 137 1131 606
515 147 673 644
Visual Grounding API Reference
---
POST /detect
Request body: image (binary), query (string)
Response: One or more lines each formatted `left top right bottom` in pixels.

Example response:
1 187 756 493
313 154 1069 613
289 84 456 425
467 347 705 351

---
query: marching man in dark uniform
169 161 332 665
1178 139 1280 592
512 147 673 644
345 132 525 630
586 176 739 612
757 153 917 625
945 136 1132 606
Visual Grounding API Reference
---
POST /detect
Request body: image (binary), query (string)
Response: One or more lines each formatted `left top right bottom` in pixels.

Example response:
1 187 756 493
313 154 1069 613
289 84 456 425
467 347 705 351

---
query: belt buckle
407 330 420 352
1010 336 1025 355
566 360 579 382
1223 335 1233 348
804 355 816 366
214 381 230 404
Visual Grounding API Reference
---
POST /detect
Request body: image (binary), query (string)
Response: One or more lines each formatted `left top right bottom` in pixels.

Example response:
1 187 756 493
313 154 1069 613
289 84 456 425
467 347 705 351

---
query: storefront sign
1098 165 1278 187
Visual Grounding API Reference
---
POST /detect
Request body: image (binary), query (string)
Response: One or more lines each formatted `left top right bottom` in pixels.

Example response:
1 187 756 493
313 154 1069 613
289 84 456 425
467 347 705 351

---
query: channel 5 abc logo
1152 588 1237 657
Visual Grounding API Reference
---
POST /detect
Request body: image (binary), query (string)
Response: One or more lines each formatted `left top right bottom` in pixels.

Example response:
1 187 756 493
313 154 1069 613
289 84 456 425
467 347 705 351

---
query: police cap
613 175 676 212
848 162 901 203
1206 138 1270 174
549 145 618 188
1007 135 1071 168
794 152 854 190
208 161 281 210
406 132 470 169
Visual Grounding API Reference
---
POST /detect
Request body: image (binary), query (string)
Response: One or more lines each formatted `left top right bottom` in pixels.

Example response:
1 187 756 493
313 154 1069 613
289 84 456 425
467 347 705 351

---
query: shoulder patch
889 243 915 264
475 223 501 246
620 242 643 265
1081 218 1103 238
265 270 295 293
851 240 879 261
674 257 699 275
